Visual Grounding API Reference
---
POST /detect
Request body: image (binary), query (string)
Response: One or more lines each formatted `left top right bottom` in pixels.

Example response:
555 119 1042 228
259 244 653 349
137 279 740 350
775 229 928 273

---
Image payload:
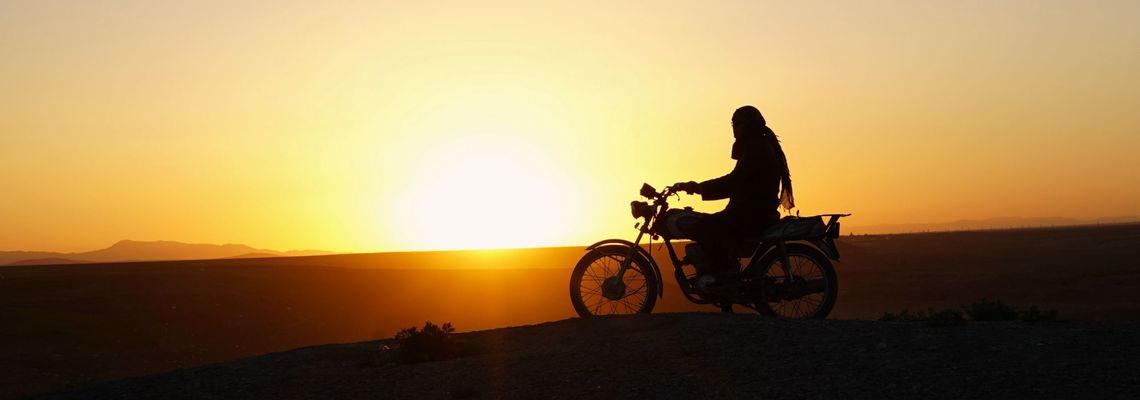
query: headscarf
732 106 795 211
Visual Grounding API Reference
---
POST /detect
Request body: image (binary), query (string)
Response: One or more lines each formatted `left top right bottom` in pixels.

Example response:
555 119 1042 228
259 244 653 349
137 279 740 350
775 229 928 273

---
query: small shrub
962 298 1018 321
392 321 473 364
926 309 966 327
881 299 1059 325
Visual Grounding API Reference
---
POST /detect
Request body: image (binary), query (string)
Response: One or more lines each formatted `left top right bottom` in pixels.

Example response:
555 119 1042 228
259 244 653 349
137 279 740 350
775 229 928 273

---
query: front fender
585 239 664 298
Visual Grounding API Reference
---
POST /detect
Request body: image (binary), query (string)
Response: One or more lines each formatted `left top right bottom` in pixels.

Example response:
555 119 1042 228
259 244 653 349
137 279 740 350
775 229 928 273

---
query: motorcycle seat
743 216 827 242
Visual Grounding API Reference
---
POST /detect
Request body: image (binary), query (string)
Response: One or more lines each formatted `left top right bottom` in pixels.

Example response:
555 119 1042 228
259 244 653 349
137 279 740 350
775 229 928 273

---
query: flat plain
4 223 1139 399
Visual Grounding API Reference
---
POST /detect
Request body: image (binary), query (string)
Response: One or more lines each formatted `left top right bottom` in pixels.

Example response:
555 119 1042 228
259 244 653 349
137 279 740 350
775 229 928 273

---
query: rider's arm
698 137 778 201
697 158 755 201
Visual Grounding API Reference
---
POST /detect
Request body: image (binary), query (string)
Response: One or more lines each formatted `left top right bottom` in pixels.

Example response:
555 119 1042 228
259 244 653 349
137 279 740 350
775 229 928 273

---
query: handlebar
648 185 679 200
639 182 694 201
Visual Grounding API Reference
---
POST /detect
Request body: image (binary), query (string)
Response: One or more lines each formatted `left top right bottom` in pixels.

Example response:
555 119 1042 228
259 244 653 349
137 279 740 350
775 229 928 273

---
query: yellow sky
2 1 1139 252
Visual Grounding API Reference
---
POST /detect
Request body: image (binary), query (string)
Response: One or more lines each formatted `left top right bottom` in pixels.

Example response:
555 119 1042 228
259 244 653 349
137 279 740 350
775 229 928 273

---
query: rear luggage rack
814 213 851 260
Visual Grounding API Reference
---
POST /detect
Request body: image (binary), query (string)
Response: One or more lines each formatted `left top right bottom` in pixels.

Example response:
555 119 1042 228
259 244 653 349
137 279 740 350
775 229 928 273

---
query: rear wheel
570 246 658 317
752 243 837 319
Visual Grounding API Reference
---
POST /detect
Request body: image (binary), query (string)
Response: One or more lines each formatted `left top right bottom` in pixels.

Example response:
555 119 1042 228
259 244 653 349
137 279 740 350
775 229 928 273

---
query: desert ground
4 223 1140 398
32 313 1140 400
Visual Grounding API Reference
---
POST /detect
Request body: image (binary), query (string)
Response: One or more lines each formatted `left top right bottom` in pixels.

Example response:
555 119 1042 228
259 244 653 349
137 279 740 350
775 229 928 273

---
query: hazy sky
3 0 1138 252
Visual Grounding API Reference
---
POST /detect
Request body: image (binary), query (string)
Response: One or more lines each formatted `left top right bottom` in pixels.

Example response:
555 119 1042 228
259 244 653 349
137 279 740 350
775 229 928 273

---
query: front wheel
751 243 838 319
570 246 658 317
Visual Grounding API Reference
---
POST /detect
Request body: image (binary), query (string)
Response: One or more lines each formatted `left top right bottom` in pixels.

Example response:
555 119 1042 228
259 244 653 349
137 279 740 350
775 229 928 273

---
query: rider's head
731 105 766 139
732 104 794 210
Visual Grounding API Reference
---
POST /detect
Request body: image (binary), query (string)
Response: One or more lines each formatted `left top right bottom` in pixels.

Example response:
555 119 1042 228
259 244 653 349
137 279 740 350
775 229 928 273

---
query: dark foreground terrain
33 313 1140 399
5 223 1140 398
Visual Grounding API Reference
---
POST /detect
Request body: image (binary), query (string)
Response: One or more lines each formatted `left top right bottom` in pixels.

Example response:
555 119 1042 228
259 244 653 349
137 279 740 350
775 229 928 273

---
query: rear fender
814 215 846 261
742 239 839 278
811 237 841 261
743 242 834 277
585 239 664 298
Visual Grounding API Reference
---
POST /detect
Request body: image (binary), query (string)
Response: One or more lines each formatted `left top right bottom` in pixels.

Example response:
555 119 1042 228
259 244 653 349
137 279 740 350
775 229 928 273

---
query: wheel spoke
759 253 831 319
581 286 602 296
617 297 635 312
573 251 658 316
622 285 647 299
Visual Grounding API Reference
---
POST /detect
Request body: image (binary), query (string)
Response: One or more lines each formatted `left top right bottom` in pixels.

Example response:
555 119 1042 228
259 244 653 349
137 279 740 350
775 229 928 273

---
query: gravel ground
31 313 1140 400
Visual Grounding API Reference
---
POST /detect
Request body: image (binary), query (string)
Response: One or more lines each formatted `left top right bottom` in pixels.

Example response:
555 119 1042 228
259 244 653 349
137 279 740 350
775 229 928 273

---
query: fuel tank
653 208 703 239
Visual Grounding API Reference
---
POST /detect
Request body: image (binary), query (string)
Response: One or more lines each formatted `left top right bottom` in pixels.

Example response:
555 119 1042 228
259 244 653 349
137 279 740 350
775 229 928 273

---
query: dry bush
392 321 479 364
881 299 1057 326
961 298 1018 321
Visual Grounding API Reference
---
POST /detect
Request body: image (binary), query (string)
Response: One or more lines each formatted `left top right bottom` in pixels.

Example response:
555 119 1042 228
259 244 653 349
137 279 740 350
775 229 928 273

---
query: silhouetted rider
673 105 794 288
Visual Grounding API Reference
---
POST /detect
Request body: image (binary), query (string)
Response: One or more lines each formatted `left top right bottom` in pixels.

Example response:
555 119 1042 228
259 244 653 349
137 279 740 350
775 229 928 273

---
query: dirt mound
34 313 1140 399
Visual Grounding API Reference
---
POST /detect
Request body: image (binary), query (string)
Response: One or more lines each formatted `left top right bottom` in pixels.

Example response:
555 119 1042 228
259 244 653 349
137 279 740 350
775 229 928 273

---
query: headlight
639 183 659 199
630 201 653 219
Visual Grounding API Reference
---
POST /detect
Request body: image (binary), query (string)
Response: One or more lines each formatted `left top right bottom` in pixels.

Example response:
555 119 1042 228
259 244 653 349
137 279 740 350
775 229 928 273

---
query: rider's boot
720 304 734 313
694 274 717 291
696 260 740 292
686 245 721 291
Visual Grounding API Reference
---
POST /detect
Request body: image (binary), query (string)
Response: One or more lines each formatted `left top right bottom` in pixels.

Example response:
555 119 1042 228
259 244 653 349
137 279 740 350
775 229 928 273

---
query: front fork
614 229 647 281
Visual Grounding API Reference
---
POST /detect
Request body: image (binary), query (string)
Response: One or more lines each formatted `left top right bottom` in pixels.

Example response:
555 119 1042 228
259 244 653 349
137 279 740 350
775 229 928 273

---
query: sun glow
395 136 577 251
3 2 1139 253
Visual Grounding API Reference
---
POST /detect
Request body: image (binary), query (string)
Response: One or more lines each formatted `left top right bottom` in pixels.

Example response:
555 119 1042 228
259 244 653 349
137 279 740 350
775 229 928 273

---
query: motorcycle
569 183 849 319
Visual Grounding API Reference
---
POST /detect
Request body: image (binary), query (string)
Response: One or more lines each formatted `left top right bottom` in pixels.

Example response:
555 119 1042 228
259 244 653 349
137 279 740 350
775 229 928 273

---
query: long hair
732 105 795 211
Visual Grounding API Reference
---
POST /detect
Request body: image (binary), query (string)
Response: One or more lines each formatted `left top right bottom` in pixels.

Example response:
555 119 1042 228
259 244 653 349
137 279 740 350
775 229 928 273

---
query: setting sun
394 136 578 250
1 1 1137 254
5 2 1140 399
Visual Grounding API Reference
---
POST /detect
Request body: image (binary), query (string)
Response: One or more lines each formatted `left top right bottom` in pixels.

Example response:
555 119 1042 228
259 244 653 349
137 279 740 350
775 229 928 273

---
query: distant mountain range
0 240 335 266
848 216 1140 235
5 216 1138 265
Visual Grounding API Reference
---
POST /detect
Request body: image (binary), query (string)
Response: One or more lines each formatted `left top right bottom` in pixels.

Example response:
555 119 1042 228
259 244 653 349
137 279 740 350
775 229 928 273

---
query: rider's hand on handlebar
673 181 700 194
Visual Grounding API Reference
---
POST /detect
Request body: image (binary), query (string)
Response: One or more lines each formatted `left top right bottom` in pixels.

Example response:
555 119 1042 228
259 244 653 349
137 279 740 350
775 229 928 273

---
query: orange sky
2 1 1139 253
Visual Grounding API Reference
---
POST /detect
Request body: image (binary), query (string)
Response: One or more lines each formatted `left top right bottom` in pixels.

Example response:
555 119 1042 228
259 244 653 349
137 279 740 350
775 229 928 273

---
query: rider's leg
690 213 741 279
